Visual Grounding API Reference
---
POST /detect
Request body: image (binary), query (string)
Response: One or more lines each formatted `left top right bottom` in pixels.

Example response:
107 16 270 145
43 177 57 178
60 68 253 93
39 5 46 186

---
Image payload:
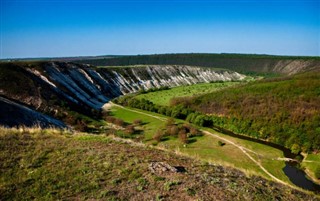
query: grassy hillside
0 127 316 200
75 53 320 75
110 105 291 184
181 72 320 153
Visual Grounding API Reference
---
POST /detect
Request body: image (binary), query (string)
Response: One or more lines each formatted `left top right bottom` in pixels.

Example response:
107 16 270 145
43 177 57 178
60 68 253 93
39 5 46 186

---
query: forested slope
187 72 320 153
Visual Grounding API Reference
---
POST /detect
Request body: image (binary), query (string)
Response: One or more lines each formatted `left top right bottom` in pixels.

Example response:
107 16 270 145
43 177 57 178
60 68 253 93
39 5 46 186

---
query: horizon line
1 52 320 60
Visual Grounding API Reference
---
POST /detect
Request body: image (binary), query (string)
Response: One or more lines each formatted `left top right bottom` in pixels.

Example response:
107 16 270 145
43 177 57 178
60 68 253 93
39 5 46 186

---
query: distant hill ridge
74 53 320 75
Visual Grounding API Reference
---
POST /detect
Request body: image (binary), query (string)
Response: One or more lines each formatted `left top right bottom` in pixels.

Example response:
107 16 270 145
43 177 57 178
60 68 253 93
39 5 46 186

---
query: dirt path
109 102 292 187
201 130 288 186
303 160 320 163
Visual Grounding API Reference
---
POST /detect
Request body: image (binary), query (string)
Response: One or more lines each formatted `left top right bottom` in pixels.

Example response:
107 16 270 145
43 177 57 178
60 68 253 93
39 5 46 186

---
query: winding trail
108 102 293 188
201 130 288 185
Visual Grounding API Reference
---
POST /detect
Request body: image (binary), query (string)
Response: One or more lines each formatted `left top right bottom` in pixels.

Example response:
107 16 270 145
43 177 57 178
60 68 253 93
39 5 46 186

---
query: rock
149 162 185 174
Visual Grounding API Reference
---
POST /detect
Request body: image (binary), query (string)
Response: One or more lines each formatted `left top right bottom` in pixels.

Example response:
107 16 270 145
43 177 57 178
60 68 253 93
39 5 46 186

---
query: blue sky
1 0 319 58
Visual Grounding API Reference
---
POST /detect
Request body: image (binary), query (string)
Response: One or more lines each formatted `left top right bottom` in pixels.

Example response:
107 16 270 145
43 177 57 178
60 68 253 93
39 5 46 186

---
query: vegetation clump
153 130 164 143
218 141 226 146
133 119 143 125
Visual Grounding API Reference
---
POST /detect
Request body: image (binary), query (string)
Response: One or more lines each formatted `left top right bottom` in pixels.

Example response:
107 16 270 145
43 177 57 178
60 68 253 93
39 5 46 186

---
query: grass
1 127 315 200
301 154 320 183
110 105 297 186
136 82 241 106
110 106 167 141
199 127 299 184
163 135 267 176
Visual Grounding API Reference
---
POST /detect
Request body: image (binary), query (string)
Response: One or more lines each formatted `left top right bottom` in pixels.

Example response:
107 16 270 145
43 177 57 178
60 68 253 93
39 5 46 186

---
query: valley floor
109 103 320 197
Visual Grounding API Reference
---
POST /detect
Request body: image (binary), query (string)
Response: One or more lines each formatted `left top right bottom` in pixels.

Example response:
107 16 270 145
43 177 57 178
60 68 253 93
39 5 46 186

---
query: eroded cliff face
23 62 245 109
0 61 245 127
272 60 320 75
0 96 66 128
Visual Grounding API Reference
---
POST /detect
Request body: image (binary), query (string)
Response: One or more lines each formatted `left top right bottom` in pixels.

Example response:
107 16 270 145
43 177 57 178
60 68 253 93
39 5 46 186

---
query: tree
186 113 196 123
194 115 206 126
291 143 301 154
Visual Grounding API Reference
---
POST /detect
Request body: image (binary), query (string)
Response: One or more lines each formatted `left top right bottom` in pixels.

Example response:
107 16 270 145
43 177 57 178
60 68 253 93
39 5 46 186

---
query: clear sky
1 0 319 58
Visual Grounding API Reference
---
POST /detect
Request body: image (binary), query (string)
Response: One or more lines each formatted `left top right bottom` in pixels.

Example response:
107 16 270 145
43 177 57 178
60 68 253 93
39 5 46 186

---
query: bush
178 129 188 144
218 141 226 146
105 116 116 123
114 118 124 127
153 130 164 142
125 125 135 134
133 119 142 125
189 127 201 137
167 125 179 136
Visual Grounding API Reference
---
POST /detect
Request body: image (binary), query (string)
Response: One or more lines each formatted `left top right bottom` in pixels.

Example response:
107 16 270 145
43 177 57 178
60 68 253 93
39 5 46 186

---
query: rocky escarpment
0 96 66 128
0 61 245 127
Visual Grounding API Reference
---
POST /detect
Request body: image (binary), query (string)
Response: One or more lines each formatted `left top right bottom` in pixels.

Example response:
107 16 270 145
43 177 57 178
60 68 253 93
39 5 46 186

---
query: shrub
218 141 226 146
153 130 164 142
125 125 135 135
189 127 201 137
105 116 116 123
178 129 188 144
167 125 179 136
182 123 191 132
114 118 124 127
133 119 142 125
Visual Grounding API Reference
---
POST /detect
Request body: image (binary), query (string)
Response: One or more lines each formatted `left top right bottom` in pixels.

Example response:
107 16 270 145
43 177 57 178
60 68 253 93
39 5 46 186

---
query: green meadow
136 82 240 106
